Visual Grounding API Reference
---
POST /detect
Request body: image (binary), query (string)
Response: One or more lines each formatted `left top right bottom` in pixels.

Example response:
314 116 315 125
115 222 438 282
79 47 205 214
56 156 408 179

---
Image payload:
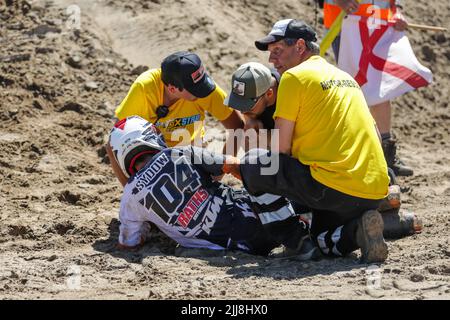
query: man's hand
244 116 264 131
336 0 359 14
392 12 408 31
222 156 242 180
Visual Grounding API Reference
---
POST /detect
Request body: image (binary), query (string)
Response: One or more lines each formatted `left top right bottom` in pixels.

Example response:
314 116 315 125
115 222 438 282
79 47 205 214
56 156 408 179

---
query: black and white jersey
118 146 260 250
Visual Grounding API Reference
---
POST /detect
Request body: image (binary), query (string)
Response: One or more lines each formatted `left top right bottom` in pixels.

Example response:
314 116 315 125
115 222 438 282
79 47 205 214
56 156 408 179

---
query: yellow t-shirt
115 68 233 147
274 55 389 200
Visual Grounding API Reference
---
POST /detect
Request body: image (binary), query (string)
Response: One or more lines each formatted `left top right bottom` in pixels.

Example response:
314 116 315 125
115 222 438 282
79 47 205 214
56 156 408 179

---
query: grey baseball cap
224 62 272 112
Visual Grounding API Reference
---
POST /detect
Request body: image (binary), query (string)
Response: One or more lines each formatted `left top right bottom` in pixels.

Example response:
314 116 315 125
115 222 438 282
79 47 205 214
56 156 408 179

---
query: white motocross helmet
109 116 167 177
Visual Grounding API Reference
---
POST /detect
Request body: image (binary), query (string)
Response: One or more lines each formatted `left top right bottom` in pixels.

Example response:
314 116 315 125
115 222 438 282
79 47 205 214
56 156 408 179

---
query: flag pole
320 0 362 57
407 23 447 32
320 11 345 57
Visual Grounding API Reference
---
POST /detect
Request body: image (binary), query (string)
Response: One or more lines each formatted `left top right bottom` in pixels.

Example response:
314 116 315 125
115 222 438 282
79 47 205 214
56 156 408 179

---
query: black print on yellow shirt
320 79 360 91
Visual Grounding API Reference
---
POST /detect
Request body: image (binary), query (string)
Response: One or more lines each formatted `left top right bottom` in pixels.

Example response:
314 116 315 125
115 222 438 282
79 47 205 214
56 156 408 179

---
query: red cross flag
338 15 433 106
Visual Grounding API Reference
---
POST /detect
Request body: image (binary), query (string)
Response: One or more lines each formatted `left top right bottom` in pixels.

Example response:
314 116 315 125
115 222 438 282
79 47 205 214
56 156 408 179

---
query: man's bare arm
106 143 128 187
221 109 245 156
274 117 295 155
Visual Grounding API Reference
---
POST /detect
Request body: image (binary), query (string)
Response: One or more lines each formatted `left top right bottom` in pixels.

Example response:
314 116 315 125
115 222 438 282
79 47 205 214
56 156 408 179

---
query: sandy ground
0 0 449 299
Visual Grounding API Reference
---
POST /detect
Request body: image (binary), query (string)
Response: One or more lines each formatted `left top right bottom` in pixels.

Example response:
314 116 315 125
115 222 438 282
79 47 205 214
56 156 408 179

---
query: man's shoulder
148 147 193 165
196 83 231 118
203 83 226 101
135 68 162 86
292 55 328 72
286 56 349 82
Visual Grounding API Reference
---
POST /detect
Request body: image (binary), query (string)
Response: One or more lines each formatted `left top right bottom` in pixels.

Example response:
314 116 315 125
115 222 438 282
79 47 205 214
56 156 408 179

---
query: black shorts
240 149 382 223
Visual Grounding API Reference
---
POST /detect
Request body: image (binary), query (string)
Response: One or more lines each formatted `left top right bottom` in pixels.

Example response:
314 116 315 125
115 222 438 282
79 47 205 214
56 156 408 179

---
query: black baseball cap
161 51 216 98
255 19 317 51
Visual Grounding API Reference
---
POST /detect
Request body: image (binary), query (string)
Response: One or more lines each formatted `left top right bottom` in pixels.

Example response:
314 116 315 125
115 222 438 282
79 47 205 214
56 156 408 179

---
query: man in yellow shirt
232 19 390 263
107 51 244 186
321 0 413 177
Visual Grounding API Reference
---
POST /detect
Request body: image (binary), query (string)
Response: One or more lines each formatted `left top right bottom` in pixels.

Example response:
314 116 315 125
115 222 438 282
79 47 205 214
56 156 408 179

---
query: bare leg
370 101 413 176
369 100 391 135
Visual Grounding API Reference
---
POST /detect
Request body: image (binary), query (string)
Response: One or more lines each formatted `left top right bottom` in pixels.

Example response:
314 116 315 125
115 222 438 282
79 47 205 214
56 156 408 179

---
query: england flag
338 15 433 106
